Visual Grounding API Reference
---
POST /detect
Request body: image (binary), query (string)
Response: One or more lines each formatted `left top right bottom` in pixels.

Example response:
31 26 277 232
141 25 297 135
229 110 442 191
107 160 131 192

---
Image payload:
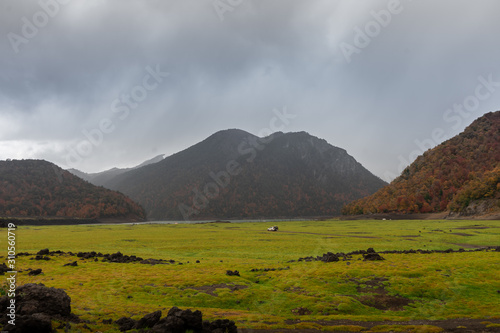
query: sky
1 0 500 182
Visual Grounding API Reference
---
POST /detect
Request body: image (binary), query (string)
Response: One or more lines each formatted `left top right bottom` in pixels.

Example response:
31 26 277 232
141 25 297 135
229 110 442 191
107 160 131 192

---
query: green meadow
4 219 500 332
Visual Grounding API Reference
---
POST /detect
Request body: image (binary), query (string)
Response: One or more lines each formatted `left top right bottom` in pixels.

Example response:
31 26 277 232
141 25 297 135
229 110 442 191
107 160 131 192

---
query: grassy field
3 219 500 332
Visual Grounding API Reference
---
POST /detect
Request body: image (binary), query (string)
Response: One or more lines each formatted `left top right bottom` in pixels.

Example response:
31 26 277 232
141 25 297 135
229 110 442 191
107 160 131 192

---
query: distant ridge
0 159 146 221
102 129 387 220
68 154 165 186
343 111 500 218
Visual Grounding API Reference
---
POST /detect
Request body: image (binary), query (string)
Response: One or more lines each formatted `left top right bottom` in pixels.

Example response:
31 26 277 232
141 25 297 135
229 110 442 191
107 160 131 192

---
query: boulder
63 261 78 267
168 307 203 331
363 248 385 261
116 317 137 331
136 310 162 329
33 255 50 261
115 306 236 333
318 252 340 262
0 283 75 333
16 283 71 317
152 315 185 333
37 249 50 255
204 319 238 333
2 313 52 333
28 269 42 276
226 270 240 277
0 263 9 275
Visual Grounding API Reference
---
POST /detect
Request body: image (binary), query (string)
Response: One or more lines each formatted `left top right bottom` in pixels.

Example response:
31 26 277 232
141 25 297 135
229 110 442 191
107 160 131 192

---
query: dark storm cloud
1 0 500 179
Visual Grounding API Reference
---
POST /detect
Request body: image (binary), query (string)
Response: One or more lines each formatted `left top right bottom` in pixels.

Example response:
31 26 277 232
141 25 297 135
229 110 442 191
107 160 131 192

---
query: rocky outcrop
116 307 237 333
0 283 78 333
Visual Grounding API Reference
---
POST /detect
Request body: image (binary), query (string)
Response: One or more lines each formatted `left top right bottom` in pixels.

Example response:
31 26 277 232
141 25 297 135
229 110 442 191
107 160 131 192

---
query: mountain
68 154 165 186
104 129 387 220
0 159 146 220
343 111 500 217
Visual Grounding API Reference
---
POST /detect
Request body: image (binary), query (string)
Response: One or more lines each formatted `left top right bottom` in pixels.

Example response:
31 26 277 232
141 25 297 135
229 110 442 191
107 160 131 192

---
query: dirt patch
358 293 411 311
455 225 491 230
268 318 500 333
187 284 248 297
340 212 449 220
352 277 388 294
291 307 312 316
283 287 308 295
278 231 380 239
350 277 412 311
449 232 476 236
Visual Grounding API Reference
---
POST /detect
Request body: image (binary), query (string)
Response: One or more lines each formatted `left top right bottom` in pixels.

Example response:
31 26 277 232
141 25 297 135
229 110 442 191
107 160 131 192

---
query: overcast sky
1 0 500 182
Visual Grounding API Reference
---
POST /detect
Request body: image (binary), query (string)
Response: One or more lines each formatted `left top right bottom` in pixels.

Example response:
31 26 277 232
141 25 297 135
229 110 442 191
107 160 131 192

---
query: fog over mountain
92 130 387 220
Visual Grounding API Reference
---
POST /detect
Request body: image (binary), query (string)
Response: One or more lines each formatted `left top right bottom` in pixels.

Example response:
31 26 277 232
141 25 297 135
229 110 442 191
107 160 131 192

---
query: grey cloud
1 0 500 177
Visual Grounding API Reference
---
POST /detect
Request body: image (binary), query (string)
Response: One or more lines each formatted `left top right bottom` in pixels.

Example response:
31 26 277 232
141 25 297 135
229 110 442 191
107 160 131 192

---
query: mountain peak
203 129 257 143
102 130 386 220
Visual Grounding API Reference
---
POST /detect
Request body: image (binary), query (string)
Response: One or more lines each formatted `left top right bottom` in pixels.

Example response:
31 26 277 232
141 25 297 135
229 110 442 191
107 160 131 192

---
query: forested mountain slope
0 159 146 220
343 111 500 216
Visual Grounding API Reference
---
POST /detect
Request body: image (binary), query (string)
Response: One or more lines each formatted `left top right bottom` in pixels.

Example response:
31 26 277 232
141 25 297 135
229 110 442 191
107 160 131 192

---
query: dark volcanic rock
77 251 99 259
16 283 71 317
103 252 144 263
28 268 42 276
152 315 185 333
168 307 203 331
33 255 51 261
317 252 340 262
226 270 240 277
3 313 52 333
203 319 238 333
0 263 9 275
363 248 385 261
136 310 162 329
37 248 50 255
116 317 137 331
63 261 78 267
116 306 235 333
0 283 76 333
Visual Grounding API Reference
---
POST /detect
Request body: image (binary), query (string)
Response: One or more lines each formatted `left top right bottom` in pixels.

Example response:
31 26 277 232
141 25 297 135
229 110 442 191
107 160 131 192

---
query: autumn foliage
343 111 500 215
0 159 146 220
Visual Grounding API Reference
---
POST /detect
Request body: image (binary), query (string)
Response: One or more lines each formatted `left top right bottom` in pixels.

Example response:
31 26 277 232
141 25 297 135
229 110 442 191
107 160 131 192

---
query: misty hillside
343 111 500 217
68 154 165 186
103 129 386 220
0 159 146 220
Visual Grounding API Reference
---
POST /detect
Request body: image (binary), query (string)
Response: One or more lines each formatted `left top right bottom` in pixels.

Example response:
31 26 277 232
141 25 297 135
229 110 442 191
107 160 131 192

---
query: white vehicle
267 226 279 231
